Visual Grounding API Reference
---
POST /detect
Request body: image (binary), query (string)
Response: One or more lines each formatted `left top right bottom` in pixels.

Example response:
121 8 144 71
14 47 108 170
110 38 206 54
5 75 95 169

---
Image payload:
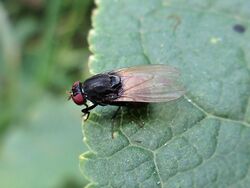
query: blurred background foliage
0 0 94 187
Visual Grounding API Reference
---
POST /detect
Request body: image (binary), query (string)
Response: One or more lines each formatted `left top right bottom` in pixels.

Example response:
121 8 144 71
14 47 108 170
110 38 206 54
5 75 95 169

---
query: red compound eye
72 93 85 105
71 81 86 105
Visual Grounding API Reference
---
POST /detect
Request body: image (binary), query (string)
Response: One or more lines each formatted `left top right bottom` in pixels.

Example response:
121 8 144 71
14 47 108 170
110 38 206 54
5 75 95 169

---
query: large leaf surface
80 0 250 187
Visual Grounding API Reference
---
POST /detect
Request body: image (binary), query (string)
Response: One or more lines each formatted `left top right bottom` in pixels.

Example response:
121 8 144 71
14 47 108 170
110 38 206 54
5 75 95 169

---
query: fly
69 64 185 119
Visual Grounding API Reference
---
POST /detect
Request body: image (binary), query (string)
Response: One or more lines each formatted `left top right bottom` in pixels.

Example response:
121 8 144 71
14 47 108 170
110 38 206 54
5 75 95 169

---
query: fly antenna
66 90 73 100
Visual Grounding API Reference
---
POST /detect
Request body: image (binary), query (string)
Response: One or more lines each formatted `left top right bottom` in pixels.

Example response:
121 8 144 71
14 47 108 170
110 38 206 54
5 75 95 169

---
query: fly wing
113 64 185 102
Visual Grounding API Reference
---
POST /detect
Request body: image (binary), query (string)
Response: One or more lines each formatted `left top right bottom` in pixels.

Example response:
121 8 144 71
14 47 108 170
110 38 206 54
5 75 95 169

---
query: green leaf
80 0 250 187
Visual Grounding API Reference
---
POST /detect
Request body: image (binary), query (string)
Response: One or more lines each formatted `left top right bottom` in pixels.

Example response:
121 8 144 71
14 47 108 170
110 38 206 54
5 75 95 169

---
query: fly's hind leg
127 103 147 128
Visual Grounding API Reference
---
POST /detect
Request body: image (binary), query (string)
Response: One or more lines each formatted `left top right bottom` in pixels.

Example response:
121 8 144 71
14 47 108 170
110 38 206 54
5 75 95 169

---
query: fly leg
127 104 147 128
111 106 121 139
81 104 97 121
112 106 121 119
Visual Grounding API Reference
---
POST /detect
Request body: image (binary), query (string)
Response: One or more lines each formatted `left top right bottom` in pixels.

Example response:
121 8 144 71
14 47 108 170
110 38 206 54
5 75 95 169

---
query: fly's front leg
81 104 89 121
81 104 97 121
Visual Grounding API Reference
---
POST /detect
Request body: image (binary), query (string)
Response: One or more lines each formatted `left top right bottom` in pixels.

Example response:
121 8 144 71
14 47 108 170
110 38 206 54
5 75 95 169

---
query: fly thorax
110 75 121 88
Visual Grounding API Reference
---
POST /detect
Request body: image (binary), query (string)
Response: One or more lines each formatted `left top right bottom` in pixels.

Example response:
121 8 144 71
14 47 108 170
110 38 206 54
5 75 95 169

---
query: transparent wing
113 64 185 102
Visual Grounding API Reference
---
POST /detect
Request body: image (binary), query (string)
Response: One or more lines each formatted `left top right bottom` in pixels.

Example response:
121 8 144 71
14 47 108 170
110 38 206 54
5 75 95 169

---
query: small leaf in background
0 96 89 188
80 0 250 187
